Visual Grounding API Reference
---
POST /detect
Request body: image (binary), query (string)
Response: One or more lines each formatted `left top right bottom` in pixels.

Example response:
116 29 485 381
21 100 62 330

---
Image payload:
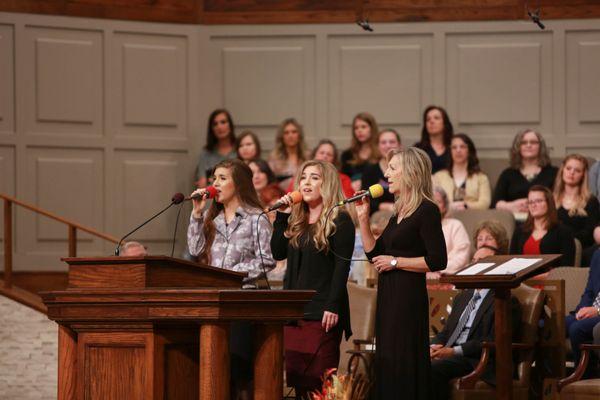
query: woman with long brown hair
510 185 575 266
268 118 309 191
341 112 380 191
187 158 275 397
415 105 454 174
553 154 600 266
195 109 237 188
270 160 355 398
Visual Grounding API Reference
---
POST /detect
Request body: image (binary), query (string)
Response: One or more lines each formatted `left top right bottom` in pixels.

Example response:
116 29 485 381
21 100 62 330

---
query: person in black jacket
493 129 557 219
430 289 521 400
510 185 575 267
270 160 355 398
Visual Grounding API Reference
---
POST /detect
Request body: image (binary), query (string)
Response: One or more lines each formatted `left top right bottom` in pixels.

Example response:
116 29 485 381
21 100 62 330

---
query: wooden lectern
440 254 560 400
41 256 314 400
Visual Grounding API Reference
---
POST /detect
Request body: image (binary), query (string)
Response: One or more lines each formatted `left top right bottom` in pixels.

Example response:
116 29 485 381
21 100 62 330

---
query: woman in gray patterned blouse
187 158 275 397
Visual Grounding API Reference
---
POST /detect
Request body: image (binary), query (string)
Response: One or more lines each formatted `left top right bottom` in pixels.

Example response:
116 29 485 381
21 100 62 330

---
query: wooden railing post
68 225 77 258
4 199 13 288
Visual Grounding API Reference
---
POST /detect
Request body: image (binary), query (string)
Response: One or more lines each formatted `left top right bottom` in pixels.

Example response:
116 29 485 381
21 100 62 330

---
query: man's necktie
446 290 482 347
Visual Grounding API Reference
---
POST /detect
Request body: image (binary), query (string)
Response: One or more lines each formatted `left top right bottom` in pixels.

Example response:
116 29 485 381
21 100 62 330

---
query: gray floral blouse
187 207 275 288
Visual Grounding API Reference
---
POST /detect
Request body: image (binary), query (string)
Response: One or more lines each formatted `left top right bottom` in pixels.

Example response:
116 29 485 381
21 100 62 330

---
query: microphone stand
114 200 179 256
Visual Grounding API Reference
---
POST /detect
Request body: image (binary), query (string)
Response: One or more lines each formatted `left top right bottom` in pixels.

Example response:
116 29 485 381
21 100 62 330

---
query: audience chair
340 283 377 375
556 344 600 400
574 239 583 268
450 284 544 400
451 209 516 252
547 268 589 316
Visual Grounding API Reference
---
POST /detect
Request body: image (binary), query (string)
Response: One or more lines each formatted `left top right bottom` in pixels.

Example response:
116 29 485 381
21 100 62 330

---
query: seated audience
510 185 575 266
268 118 308 191
430 288 521 400
341 112 380 191
415 105 453 174
427 186 471 279
361 129 401 214
433 133 491 211
119 241 148 257
286 139 354 198
590 160 600 197
472 220 509 262
566 248 600 376
349 209 393 285
248 159 285 211
236 130 261 163
195 109 237 188
554 154 600 266
493 129 558 220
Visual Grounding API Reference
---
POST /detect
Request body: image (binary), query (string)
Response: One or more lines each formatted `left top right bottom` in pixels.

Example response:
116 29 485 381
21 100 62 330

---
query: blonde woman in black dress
355 147 447 400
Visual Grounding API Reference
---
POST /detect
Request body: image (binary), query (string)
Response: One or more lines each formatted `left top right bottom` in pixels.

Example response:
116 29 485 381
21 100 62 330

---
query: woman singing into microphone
187 158 275 397
270 160 355 398
355 147 446 400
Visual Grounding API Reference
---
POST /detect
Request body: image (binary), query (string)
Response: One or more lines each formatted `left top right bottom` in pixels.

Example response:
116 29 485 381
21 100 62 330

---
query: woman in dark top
414 105 453 174
553 154 600 266
270 160 355 397
361 129 401 214
341 112 380 191
493 129 558 218
510 185 575 267
355 147 447 400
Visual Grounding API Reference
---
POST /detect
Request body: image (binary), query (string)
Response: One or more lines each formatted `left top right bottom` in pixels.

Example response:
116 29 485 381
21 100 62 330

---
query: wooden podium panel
43 257 314 400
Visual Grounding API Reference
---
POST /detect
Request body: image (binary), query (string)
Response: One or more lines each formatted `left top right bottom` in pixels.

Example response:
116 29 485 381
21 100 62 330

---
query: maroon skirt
284 320 342 392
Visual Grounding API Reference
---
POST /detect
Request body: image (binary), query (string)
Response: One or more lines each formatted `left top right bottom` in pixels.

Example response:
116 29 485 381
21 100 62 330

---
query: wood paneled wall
2 1 600 24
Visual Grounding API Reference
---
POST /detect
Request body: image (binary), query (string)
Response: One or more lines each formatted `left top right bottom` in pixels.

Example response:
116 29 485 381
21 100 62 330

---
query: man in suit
566 248 600 375
430 288 521 400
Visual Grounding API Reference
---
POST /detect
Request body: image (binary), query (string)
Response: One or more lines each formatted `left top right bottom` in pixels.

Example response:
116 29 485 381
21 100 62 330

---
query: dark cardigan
270 210 355 339
510 223 576 266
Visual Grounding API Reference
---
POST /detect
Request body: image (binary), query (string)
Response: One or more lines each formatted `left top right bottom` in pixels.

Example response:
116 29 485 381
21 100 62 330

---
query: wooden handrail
1 193 119 290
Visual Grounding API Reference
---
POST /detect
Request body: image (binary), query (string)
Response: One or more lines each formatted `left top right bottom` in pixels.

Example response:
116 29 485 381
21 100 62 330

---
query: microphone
337 184 384 206
265 191 302 212
114 194 184 256
186 186 218 201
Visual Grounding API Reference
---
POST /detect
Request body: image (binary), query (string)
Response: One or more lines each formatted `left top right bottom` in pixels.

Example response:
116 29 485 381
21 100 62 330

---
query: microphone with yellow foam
337 184 384 206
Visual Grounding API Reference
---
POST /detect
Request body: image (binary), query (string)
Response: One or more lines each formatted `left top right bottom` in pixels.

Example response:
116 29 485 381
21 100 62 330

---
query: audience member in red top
249 159 285 213
286 139 354 198
510 185 575 267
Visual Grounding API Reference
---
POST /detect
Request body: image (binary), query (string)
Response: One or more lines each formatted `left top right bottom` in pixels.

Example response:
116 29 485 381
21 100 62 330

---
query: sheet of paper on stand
457 262 495 275
484 258 542 275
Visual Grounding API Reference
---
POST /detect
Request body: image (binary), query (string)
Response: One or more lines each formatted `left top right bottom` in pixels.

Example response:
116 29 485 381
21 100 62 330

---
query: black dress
557 196 600 247
365 200 447 400
361 162 394 215
414 143 450 174
341 149 369 182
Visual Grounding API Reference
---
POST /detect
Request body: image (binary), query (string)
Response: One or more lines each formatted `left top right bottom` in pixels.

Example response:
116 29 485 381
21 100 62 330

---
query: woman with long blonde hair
268 118 309 191
553 154 599 266
270 160 355 398
355 147 446 400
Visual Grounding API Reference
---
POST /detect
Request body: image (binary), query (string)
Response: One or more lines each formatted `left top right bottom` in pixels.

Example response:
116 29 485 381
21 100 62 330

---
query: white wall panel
22 26 103 137
0 24 14 135
446 32 553 149
111 33 188 139
209 36 316 148
328 35 433 145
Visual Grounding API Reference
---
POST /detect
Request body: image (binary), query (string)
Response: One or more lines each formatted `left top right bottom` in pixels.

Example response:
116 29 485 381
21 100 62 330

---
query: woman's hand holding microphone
190 188 209 219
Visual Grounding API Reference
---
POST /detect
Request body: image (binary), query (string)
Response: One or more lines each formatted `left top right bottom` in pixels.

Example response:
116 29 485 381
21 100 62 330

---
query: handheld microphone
186 186 218 201
337 184 384 206
114 194 183 256
265 191 302 212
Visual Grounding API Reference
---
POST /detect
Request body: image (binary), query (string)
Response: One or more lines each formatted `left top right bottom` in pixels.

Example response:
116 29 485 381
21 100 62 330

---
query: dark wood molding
1 1 600 25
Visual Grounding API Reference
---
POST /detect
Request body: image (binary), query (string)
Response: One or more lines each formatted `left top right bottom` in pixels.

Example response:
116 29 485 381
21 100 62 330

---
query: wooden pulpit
440 254 560 400
41 256 314 400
